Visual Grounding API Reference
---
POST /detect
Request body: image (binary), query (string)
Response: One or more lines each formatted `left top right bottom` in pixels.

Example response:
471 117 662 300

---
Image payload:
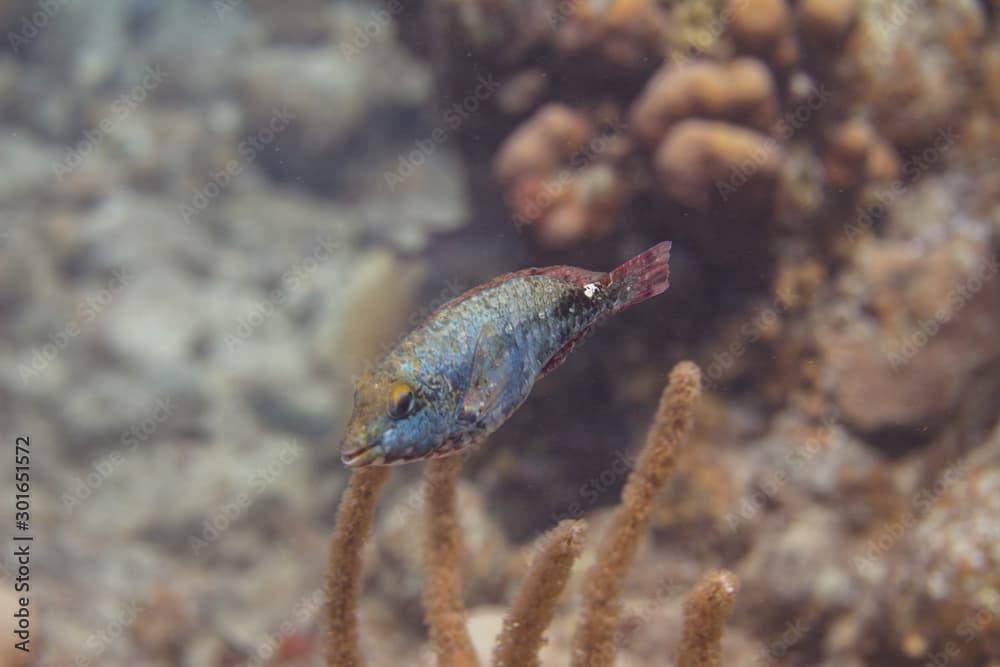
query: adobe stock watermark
657 0 756 69
0 211 28 251
616 574 688 646
383 75 501 191
67 599 144 667
875 0 926 40
511 116 628 232
61 396 176 514
384 448 475 528
853 458 967 577
543 0 576 29
52 65 168 181
222 234 340 351
509 444 639 563
888 255 999 370
18 266 135 385
748 617 811 667
716 84 832 202
189 438 303 556
723 410 840 532
245 586 327 667
348 277 467 387
338 0 404 60
702 288 794 391
549 447 636 527
7 0 68 54
179 106 296 224
845 126 957 244
913 594 997 667
212 0 244 21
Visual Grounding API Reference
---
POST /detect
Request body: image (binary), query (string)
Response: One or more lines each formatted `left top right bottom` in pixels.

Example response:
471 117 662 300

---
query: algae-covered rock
844 0 986 148
880 435 1000 665
820 228 1000 437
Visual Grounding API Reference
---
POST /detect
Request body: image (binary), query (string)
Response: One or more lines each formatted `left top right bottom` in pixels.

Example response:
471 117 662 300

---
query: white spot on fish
583 283 599 298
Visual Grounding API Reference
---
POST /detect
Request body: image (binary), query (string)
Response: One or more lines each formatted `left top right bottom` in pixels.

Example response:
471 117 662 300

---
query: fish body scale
395 275 604 423
341 242 671 466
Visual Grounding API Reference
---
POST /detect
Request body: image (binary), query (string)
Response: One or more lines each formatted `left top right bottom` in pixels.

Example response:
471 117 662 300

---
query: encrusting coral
324 361 735 666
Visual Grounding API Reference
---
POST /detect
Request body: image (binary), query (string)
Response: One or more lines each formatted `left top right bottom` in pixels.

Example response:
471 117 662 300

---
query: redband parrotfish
341 241 671 466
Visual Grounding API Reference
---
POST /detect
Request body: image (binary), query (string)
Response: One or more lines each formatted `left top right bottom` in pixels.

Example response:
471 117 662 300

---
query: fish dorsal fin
423 265 606 325
457 320 516 426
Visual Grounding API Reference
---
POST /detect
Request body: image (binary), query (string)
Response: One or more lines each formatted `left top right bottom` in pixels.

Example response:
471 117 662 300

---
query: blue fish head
341 370 455 466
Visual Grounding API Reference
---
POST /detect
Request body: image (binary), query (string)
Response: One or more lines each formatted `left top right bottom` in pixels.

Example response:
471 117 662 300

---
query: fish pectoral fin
457 320 516 426
539 327 593 378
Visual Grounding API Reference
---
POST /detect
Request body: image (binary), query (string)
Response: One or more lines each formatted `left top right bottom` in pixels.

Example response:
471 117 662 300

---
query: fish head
340 370 449 466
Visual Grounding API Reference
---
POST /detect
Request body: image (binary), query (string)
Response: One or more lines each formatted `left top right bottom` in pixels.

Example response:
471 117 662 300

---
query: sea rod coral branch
492 519 587 667
676 569 739 667
570 360 702 667
324 466 391 667
423 456 480 667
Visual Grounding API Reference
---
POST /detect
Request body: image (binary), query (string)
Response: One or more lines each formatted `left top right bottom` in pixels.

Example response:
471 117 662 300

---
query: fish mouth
341 442 388 467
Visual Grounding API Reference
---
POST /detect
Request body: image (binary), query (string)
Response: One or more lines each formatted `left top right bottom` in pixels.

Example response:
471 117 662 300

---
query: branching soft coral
493 520 587 667
324 466 390 667
571 360 703 667
324 361 737 667
677 570 739 667
423 456 480 667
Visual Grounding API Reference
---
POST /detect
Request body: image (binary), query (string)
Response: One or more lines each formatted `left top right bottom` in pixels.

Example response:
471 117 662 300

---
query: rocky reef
0 0 998 665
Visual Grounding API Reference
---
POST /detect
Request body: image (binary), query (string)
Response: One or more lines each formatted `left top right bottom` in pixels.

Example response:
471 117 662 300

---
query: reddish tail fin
608 241 671 311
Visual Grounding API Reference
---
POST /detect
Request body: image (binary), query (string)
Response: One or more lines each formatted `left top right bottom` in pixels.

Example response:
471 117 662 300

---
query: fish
340 241 671 467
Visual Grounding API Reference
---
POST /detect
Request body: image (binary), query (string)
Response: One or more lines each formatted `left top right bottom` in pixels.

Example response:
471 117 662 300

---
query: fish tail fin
607 241 671 311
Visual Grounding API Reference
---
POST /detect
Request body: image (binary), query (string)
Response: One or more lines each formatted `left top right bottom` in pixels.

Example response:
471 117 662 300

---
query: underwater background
0 0 998 665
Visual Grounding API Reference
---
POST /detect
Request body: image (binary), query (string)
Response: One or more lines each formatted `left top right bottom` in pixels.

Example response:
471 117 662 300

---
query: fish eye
387 382 415 419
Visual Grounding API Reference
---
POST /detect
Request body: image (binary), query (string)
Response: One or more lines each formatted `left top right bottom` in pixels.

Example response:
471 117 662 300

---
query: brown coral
494 104 593 184
844 0 984 149
630 58 779 143
492 520 586 667
552 0 671 72
823 119 900 187
880 435 1000 666
676 570 740 667
324 466 391 667
820 232 1000 436
495 104 633 246
798 0 858 43
571 361 703 667
654 119 783 210
423 456 480 667
324 362 735 667
727 0 798 69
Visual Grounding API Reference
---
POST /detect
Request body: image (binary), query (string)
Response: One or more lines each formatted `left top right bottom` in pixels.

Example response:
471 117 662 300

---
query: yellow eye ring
387 382 415 419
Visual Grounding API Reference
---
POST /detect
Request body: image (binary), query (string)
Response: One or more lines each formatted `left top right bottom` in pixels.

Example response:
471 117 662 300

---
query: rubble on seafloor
0 0 997 665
